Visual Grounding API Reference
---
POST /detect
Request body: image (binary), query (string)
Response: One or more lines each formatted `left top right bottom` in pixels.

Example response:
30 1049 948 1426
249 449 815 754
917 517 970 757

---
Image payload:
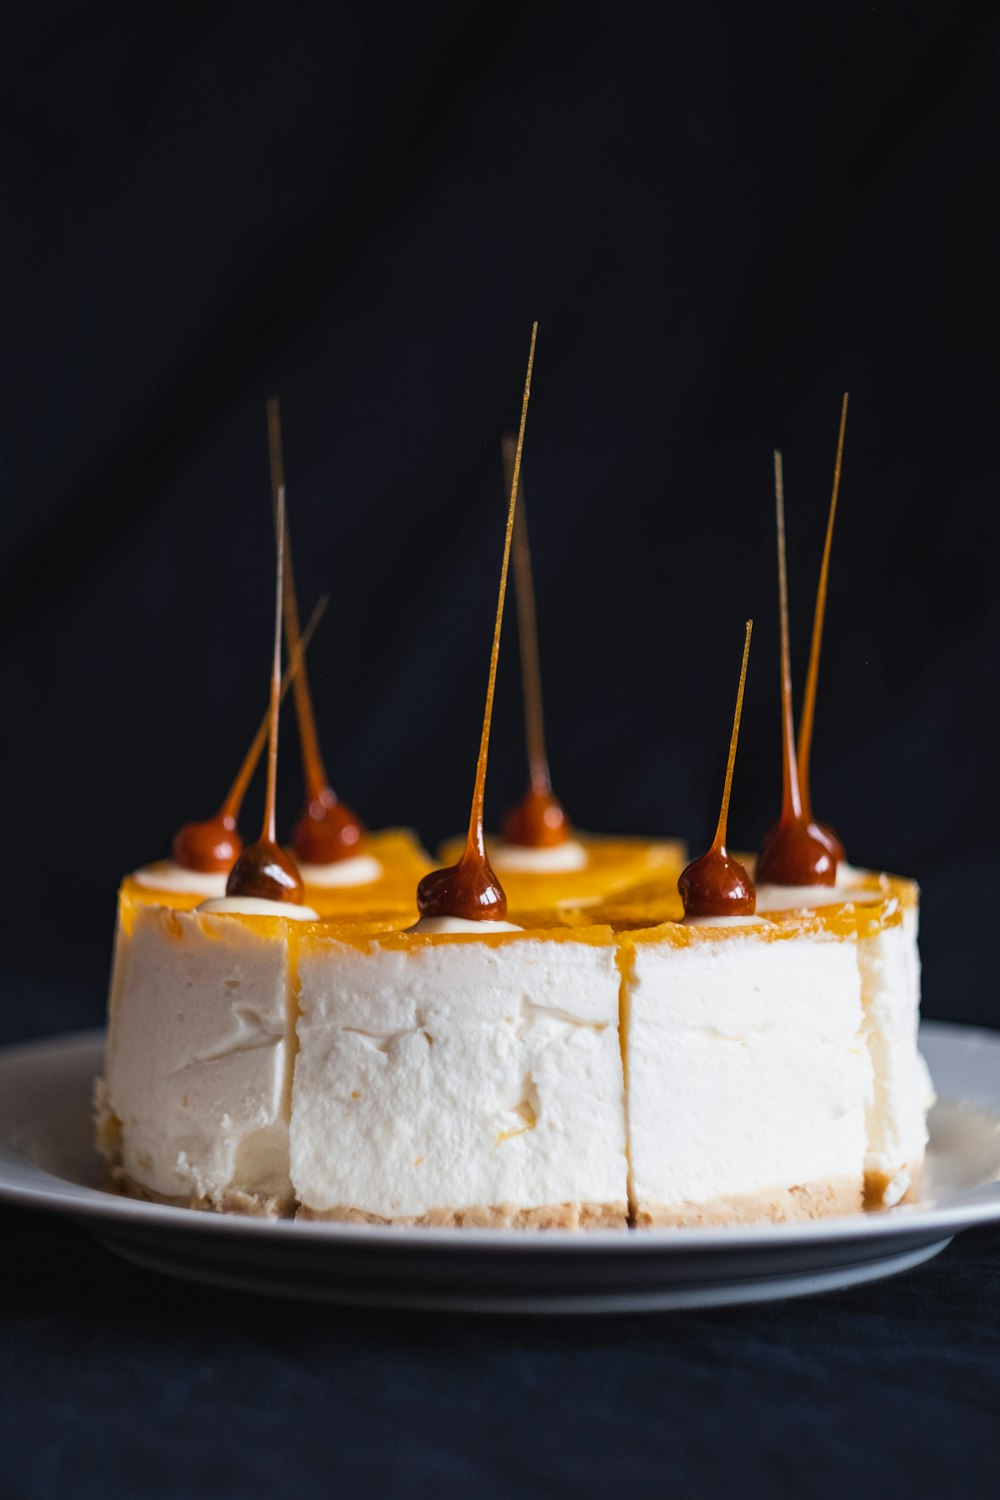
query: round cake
95 379 931 1228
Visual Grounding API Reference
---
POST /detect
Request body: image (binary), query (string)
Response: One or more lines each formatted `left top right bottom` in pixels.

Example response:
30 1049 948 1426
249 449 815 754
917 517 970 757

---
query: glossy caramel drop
416 846 508 922
818 820 846 865
679 846 756 919
678 620 756 920
226 839 304 904
292 787 365 864
501 786 570 848
756 816 839 887
172 814 242 874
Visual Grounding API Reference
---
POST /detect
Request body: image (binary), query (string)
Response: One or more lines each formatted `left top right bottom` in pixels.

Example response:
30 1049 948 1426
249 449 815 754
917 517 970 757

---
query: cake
97 373 930 1228
100 883 923 1222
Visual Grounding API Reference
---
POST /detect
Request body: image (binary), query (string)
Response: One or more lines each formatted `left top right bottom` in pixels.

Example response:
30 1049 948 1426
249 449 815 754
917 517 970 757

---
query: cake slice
750 434 929 1206
102 905 300 1212
622 624 871 1226
436 831 686 919
101 408 319 1216
755 872 928 1205
290 332 629 1226
623 910 871 1225
291 924 628 1226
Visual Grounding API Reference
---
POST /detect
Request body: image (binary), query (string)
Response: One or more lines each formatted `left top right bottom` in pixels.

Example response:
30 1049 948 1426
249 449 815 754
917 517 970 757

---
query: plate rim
0 1020 998 1255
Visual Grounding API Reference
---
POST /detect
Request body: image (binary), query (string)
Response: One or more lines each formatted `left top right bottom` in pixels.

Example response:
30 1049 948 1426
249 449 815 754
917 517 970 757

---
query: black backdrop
4 4 1000 1031
5 12 1000 1499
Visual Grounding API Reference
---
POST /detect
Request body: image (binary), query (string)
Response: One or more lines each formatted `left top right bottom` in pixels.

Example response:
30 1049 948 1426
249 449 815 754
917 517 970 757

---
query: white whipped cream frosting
133 860 230 897
489 839 589 873
291 935 627 1219
681 914 769 928
404 916 523 935
106 906 297 1206
298 854 383 888
198 896 319 921
627 928 871 1213
754 880 883 912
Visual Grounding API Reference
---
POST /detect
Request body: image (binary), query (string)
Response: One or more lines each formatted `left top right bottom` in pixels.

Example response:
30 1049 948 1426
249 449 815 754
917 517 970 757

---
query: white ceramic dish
0 1021 997 1313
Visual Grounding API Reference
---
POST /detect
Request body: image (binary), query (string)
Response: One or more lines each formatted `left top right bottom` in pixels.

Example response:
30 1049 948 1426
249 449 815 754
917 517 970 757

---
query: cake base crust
95 1082 293 1218
297 1201 628 1229
116 1172 292 1219
634 1177 862 1228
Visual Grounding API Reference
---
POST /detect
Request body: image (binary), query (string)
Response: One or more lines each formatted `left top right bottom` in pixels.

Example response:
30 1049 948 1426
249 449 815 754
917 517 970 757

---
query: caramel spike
266 397 328 798
465 324 538 858
711 620 753 851
796 392 849 810
676 621 756 919
501 433 550 795
262 479 286 843
774 450 803 823
219 593 329 821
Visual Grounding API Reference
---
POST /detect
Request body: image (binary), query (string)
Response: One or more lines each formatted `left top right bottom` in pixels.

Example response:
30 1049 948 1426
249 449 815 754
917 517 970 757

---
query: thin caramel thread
712 620 753 851
465 323 538 860
796 392 849 814
266 397 329 800
774 450 803 823
219 593 328 821
502 432 550 795
262 479 286 843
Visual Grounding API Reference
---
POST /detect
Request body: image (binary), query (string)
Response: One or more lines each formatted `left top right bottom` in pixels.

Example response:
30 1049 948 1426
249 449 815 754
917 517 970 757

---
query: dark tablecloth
2 1204 999 1499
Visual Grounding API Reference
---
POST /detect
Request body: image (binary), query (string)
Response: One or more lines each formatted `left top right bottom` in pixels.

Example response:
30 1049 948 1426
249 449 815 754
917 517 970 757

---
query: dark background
2 6 999 1496
4 3 999 1031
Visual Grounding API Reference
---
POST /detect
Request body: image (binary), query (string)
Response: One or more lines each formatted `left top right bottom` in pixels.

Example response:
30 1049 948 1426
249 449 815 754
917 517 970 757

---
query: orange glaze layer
625 904 860 951
752 870 919 938
115 855 915 952
585 868 917 938
300 830 433 918
297 916 618 958
435 833 686 913
123 830 431 920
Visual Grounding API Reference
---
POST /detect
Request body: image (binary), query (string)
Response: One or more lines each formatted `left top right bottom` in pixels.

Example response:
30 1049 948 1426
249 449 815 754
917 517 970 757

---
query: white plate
0 1021 998 1313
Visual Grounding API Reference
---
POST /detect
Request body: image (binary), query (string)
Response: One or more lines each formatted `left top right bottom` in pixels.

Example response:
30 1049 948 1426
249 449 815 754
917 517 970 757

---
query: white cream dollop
681 913 770 928
297 854 383 888
197 896 319 921
754 881 883 913
489 840 589 873
404 916 524 935
133 861 230 897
